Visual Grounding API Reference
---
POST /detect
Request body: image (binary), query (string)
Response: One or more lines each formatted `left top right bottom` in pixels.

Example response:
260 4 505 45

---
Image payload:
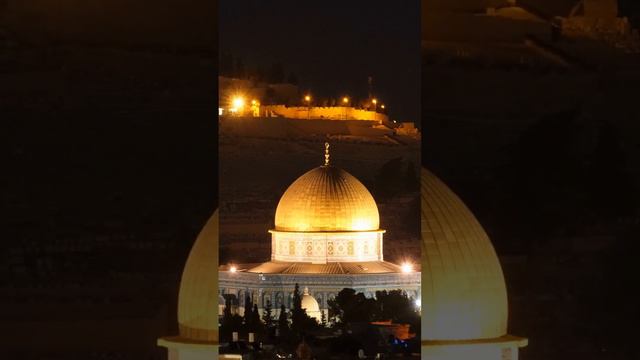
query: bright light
342 97 349 104
381 104 385 109
415 299 421 307
401 262 413 273
232 96 245 109
304 95 311 102
251 99 258 106
218 107 224 116
372 98 378 105
229 265 237 273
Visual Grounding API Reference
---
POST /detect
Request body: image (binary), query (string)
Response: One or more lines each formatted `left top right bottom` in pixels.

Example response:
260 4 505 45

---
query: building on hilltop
218 76 391 123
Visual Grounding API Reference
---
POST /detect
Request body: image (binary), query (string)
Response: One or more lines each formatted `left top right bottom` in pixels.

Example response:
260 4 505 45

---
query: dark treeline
219 51 298 85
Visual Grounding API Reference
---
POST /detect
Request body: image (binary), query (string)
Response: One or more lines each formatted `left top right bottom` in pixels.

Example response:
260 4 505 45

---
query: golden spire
324 142 330 166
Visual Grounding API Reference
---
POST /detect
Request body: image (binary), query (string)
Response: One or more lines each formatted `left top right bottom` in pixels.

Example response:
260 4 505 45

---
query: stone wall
262 105 388 123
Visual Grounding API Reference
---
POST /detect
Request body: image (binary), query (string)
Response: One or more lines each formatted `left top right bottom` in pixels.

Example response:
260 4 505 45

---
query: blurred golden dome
421 168 508 341
158 211 219 355
177 211 219 342
274 165 380 232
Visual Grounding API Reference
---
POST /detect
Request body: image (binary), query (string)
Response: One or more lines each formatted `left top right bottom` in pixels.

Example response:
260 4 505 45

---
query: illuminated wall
262 105 388 123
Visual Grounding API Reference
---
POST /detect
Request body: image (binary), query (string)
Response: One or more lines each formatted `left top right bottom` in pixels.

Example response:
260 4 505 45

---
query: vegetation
328 289 420 335
221 285 420 357
219 52 298 86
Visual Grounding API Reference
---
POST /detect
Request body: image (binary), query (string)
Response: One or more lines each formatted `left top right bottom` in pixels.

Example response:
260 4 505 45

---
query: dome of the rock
274 165 380 232
158 211 219 358
177 211 219 341
420 168 508 341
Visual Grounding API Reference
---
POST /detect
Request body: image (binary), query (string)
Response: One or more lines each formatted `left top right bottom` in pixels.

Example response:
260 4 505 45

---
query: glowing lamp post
342 96 349 120
372 98 378 112
304 94 312 119
231 96 245 116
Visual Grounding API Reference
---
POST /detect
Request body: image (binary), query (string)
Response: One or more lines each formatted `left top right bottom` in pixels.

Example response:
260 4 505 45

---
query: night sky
219 0 420 123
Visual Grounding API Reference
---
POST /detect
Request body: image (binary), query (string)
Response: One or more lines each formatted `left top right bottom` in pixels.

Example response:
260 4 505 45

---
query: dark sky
219 0 420 123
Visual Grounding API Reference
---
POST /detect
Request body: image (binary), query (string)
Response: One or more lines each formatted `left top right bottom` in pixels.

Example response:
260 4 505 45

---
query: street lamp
304 94 312 119
372 98 378 112
231 96 245 116
342 97 349 120
232 97 244 109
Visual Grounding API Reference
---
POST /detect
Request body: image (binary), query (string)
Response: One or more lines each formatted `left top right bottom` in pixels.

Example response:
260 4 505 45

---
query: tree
287 72 299 85
404 161 419 192
291 283 304 334
251 303 264 336
220 52 233 76
262 299 275 330
278 304 289 337
374 290 420 334
265 87 276 105
320 310 327 328
375 158 405 198
243 294 253 331
256 65 266 83
221 295 243 342
268 62 285 83
328 288 376 326
234 57 246 79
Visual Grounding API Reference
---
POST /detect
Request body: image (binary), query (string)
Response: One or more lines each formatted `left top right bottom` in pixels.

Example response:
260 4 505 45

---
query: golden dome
421 168 508 341
177 211 219 342
158 211 219 355
274 165 380 232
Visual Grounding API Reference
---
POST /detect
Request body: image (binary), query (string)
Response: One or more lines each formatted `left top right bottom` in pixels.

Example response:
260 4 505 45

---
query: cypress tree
244 294 253 329
278 304 289 336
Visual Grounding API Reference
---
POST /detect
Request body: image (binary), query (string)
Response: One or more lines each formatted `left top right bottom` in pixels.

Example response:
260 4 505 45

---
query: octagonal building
218 145 421 321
